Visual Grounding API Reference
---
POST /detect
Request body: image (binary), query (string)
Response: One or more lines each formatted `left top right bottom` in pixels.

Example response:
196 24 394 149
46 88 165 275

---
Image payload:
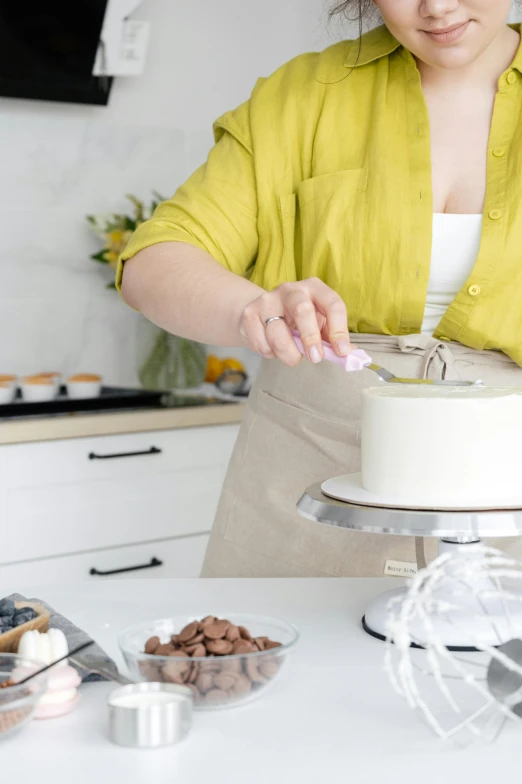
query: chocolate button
178 621 200 643
199 659 222 673
226 624 241 642
213 672 238 691
245 656 266 684
232 639 255 655
219 658 243 674
199 615 216 627
163 659 191 684
155 643 174 656
206 639 234 655
144 635 160 654
238 626 252 641
259 656 280 679
186 643 206 658
204 620 230 640
230 673 252 696
196 672 215 693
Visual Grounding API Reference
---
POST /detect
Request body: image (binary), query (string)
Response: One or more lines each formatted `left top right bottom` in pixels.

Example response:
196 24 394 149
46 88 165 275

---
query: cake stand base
297 481 522 650
364 540 522 650
361 541 522 650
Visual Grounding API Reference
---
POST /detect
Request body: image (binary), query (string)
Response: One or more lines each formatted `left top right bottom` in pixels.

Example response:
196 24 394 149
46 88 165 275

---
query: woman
118 1 522 578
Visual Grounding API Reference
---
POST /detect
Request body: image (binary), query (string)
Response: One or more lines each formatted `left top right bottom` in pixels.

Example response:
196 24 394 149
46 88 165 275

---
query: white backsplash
9 1 518 384
0 0 334 386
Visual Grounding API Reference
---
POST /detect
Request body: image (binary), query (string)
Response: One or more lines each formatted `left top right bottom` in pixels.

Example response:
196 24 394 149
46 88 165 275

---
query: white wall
0 0 339 385
2 1 519 386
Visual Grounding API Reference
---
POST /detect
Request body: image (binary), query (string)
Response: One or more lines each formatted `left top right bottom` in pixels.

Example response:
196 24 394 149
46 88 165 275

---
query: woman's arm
121 241 262 347
121 241 351 366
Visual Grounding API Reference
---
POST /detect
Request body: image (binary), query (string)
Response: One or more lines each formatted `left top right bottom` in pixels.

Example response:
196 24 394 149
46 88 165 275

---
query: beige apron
201 335 522 577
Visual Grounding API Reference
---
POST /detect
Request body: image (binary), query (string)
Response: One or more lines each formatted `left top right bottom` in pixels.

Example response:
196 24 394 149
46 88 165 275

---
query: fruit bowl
0 601 50 653
119 614 299 710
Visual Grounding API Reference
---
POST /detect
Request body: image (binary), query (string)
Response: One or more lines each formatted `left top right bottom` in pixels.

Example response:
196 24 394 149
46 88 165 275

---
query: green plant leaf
90 250 109 264
106 281 117 290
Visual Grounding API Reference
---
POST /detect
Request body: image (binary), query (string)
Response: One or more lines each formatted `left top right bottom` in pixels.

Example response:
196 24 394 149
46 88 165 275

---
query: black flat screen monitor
0 1 113 105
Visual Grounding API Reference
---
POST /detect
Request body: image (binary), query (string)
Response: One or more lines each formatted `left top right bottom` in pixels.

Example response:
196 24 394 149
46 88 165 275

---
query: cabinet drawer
6 465 223 562
4 426 239 488
0 535 209 588
1 424 239 563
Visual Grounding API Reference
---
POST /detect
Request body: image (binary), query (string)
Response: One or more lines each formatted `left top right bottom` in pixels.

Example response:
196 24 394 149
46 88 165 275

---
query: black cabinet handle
88 446 162 460
89 557 163 576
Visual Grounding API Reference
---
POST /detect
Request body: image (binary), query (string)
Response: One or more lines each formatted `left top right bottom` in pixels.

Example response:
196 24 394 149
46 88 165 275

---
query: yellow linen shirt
118 24 522 366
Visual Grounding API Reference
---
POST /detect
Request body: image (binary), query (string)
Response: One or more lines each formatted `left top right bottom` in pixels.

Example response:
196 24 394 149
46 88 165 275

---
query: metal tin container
107 683 193 748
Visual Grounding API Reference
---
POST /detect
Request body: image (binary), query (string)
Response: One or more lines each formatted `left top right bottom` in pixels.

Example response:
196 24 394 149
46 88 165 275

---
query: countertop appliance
0 386 238 421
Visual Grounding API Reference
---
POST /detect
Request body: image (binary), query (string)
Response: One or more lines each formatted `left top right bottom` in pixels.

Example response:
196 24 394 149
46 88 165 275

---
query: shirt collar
343 25 401 68
343 22 522 73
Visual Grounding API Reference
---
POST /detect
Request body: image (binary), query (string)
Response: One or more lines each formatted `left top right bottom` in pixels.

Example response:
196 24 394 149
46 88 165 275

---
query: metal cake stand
297 480 522 649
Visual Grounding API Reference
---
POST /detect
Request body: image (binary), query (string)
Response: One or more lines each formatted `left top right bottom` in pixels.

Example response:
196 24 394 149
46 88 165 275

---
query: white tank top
421 213 483 335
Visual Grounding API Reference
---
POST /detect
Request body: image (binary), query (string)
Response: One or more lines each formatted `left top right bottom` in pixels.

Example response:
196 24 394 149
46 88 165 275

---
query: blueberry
13 612 33 627
14 608 36 622
0 599 15 618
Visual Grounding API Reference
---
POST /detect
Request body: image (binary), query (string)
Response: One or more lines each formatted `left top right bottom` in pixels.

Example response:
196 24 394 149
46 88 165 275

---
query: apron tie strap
397 334 459 381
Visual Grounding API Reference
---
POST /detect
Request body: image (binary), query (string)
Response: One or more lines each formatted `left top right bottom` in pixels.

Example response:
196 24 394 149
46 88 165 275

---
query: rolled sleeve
116 101 259 291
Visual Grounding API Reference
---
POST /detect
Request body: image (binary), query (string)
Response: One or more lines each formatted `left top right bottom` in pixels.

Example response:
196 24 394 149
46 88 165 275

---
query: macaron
34 665 81 719
18 628 68 666
18 629 81 719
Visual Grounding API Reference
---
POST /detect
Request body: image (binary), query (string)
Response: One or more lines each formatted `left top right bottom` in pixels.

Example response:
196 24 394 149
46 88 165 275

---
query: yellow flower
105 250 119 267
107 230 123 250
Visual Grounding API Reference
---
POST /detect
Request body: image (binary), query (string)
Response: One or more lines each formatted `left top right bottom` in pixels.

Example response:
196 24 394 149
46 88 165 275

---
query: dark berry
13 613 33 627
0 599 15 618
14 608 36 622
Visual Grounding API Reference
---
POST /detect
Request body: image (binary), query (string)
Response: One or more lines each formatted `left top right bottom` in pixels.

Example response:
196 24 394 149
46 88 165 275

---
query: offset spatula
291 332 482 386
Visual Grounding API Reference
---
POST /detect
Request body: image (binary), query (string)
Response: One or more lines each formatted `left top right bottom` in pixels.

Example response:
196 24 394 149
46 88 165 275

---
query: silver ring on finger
264 316 285 328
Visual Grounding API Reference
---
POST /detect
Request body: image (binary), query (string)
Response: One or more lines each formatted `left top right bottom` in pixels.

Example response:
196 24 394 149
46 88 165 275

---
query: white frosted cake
361 385 522 507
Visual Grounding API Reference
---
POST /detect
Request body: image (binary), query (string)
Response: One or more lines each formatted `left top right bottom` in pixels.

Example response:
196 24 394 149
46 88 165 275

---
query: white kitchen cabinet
0 424 238 580
0 534 210 589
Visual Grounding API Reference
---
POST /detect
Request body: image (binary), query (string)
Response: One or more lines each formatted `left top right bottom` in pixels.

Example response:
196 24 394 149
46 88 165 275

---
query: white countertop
2 578 517 783
0 403 244 445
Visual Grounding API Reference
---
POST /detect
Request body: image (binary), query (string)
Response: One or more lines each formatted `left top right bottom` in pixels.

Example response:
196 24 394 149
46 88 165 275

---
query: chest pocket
294 168 368 319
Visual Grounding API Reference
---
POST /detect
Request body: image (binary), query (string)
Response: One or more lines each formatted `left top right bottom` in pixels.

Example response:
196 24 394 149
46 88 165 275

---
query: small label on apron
384 560 418 578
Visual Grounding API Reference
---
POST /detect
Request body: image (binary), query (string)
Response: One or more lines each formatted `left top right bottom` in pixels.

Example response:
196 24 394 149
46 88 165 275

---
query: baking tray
0 386 236 420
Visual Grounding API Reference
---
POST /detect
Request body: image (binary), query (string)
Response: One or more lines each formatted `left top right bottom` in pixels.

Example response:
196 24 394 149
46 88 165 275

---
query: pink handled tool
291 330 372 372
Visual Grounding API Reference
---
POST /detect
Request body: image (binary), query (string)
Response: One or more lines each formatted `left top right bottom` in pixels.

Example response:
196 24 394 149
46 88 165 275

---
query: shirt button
468 284 481 297
489 208 502 220
492 147 505 157
439 335 451 342
507 71 517 85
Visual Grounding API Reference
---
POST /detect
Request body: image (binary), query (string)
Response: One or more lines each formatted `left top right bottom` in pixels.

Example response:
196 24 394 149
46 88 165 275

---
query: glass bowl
119 613 299 710
0 654 49 739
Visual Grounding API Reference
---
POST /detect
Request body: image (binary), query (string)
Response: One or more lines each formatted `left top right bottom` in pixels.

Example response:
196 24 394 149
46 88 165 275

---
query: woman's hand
238 277 351 367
